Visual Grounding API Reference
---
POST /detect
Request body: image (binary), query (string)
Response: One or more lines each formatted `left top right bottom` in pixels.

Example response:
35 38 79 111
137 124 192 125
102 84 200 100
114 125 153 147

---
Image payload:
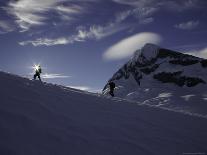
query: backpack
38 68 42 73
109 82 115 89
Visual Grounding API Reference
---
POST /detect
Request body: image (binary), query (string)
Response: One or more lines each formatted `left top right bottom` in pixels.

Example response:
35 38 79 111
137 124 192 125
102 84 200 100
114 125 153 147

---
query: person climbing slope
108 81 116 97
33 65 42 81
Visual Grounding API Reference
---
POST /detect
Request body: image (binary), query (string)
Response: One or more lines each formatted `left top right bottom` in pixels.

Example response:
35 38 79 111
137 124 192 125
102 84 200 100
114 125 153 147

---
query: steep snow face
131 43 160 63
141 43 160 60
128 43 160 69
1 71 207 155
103 44 207 115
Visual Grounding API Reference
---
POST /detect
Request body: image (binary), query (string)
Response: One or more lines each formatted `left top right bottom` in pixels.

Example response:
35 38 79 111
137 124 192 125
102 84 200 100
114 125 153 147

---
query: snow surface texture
0 71 207 155
103 43 207 116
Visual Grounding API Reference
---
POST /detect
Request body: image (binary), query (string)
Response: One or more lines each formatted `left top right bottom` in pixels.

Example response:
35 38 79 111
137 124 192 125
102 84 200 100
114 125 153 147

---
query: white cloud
112 0 150 7
42 73 71 79
103 32 162 60
115 7 157 24
115 10 131 23
112 0 201 10
186 47 207 59
19 37 73 46
0 20 14 34
67 85 101 92
139 17 154 24
55 4 85 22
4 0 92 32
5 0 60 31
112 0 203 28
19 22 130 46
78 23 130 40
133 7 158 18
174 20 199 30
56 5 82 14
68 86 91 91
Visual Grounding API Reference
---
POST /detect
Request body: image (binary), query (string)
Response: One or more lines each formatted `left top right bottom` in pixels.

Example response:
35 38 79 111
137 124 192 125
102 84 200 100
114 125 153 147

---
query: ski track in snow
0 71 207 155
60 85 207 120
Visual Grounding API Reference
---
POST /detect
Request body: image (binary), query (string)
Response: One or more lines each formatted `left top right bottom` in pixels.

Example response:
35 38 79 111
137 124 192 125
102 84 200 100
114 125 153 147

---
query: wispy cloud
19 22 130 46
115 7 157 24
174 20 199 30
139 17 154 24
56 5 82 14
42 73 71 79
77 23 130 40
68 85 91 91
112 0 202 10
4 0 92 32
19 37 74 46
112 0 204 25
4 0 58 31
0 20 14 34
112 0 148 7
67 85 101 92
103 32 162 60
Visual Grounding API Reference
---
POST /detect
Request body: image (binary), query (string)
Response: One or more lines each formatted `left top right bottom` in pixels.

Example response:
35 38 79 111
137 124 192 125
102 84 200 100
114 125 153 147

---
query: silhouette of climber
108 81 115 97
33 65 42 81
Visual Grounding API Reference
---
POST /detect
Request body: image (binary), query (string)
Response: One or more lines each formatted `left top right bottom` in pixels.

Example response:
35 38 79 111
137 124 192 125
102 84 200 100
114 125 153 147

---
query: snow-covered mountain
103 43 207 115
1 71 207 155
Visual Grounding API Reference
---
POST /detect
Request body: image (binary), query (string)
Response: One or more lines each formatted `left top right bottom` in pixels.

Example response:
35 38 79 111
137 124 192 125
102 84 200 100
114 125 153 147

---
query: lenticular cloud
103 32 162 60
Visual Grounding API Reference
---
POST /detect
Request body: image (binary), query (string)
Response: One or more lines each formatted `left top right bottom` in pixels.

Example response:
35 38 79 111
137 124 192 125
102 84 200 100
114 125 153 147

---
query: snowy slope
0 71 207 155
103 43 207 115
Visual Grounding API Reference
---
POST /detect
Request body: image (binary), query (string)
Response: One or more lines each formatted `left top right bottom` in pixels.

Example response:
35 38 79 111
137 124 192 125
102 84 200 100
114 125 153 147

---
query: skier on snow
33 65 42 81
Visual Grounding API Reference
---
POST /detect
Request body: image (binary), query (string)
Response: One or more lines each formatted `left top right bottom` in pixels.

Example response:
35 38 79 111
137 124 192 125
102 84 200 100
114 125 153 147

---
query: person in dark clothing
33 65 42 81
108 81 115 97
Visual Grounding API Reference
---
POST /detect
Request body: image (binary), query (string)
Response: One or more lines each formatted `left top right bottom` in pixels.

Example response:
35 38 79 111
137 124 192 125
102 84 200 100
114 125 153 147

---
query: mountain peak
143 43 160 48
140 43 160 60
103 45 207 114
131 43 160 65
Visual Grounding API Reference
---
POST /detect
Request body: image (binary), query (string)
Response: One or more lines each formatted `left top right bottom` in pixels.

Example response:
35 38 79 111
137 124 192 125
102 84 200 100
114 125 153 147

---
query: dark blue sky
0 0 207 92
